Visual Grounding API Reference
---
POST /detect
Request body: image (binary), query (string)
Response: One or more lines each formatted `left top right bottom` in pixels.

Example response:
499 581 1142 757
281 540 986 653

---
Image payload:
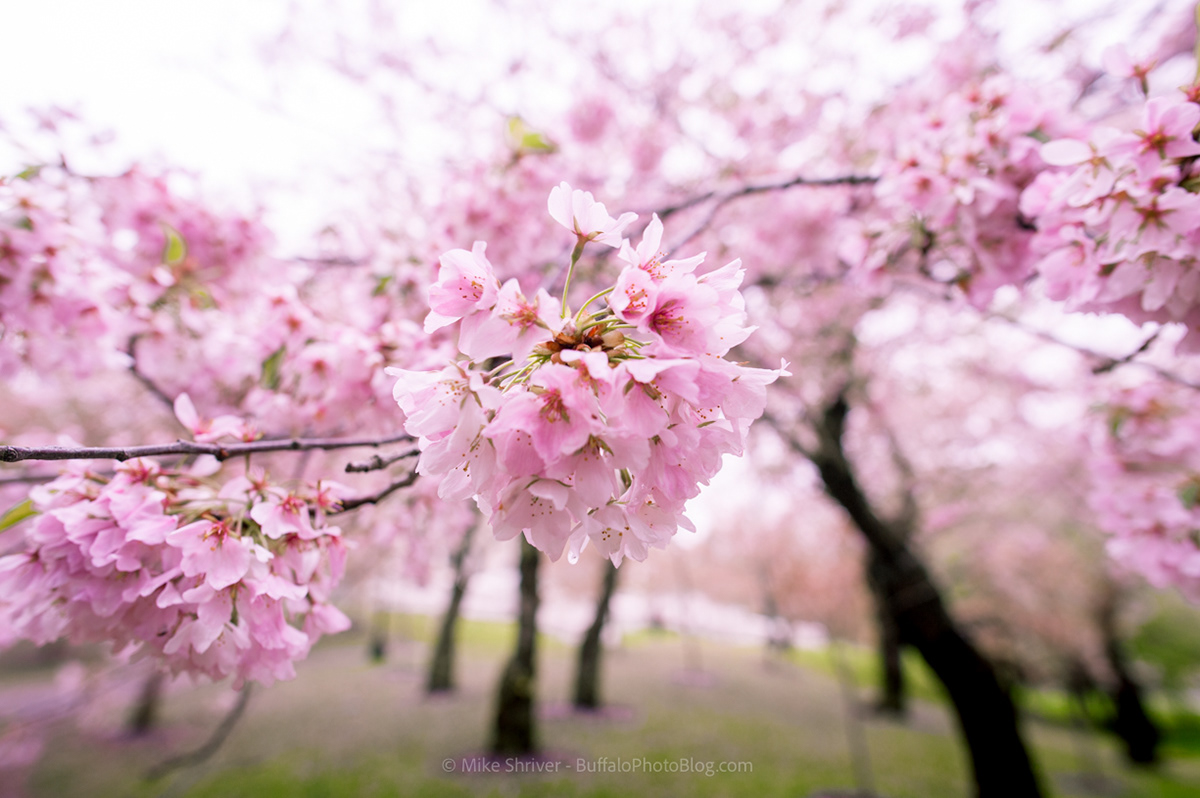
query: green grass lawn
11 618 1200 798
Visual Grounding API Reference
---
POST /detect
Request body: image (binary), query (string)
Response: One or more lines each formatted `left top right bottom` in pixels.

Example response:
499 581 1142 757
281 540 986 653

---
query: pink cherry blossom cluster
0 452 351 687
1021 87 1200 349
0 166 131 377
391 183 788 565
1089 382 1200 601
0 162 286 378
852 74 1069 307
1 159 407 437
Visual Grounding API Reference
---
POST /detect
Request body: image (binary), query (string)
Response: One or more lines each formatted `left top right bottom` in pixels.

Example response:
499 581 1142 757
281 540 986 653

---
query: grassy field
10 617 1200 798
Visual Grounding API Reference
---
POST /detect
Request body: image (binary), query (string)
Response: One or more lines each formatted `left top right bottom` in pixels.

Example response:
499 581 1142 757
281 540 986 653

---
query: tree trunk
367 610 389 663
427 524 477 693
805 392 1043 798
868 549 907 716
128 670 165 736
574 559 620 710
1098 586 1160 765
490 538 541 757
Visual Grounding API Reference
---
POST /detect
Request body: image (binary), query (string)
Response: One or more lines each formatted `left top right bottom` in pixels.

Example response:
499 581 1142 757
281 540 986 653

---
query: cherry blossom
547 182 637 248
391 185 787 565
1089 383 1200 601
0 459 350 687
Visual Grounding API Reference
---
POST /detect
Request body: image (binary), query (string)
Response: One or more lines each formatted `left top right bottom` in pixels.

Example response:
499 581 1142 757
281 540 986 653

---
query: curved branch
335 471 419 512
993 315 1200 390
344 448 418 473
145 684 252 782
656 172 878 220
1 432 412 464
659 172 877 255
125 334 177 412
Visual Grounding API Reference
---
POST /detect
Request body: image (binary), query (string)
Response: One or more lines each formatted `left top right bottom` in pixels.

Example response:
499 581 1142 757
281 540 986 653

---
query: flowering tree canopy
0 0 1199 704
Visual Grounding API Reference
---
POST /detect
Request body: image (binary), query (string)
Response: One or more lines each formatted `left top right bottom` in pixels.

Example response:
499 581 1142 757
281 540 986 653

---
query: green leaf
190 287 216 310
1108 407 1129 437
161 223 187 265
372 275 393 297
507 116 557 155
260 345 286 391
15 165 42 181
1179 480 1200 510
1025 128 1051 144
0 498 37 532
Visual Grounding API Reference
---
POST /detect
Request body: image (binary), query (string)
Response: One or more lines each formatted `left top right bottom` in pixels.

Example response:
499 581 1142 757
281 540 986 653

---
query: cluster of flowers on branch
1022 85 1200 349
390 183 787 565
1090 382 1200 601
853 69 1069 307
0 434 351 686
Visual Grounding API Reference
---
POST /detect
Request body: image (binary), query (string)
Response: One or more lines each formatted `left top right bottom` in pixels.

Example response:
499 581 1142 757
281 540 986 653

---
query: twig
294 255 369 267
1091 329 1160 374
125 335 177 412
335 471 419 512
1 432 412 464
656 172 877 220
0 473 59 486
993 315 1200 390
344 448 418 473
145 685 253 782
658 173 877 255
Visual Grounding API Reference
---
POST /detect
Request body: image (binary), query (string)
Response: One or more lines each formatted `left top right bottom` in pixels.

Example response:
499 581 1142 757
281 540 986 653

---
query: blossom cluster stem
561 239 588 318
0 433 412 464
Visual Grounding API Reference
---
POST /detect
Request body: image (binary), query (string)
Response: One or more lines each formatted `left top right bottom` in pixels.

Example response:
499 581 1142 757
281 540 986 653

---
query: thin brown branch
145 684 252 782
1091 329 1160 374
125 334 176 412
1 432 412 464
660 173 877 256
656 172 878 220
344 448 418 473
336 471 419 512
294 255 369 267
864 399 919 536
0 473 58 486
760 411 816 461
994 315 1200 390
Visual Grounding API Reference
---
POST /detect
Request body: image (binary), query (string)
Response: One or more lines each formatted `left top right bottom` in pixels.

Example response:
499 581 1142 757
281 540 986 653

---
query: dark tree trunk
1098 587 1160 765
868 549 907 716
427 524 477 693
491 538 541 757
128 670 165 736
803 392 1043 798
367 610 389 663
574 560 620 710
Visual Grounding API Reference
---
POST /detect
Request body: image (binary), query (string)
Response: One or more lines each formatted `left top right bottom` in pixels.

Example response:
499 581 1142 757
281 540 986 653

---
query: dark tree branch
145 684 252 781
657 173 878 255
125 335 177 412
865 399 920 535
335 471 419 512
1 432 412 464
987 313 1200 390
0 474 58 486
344 448 417 473
762 411 817 460
294 255 370 267
656 172 879 219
